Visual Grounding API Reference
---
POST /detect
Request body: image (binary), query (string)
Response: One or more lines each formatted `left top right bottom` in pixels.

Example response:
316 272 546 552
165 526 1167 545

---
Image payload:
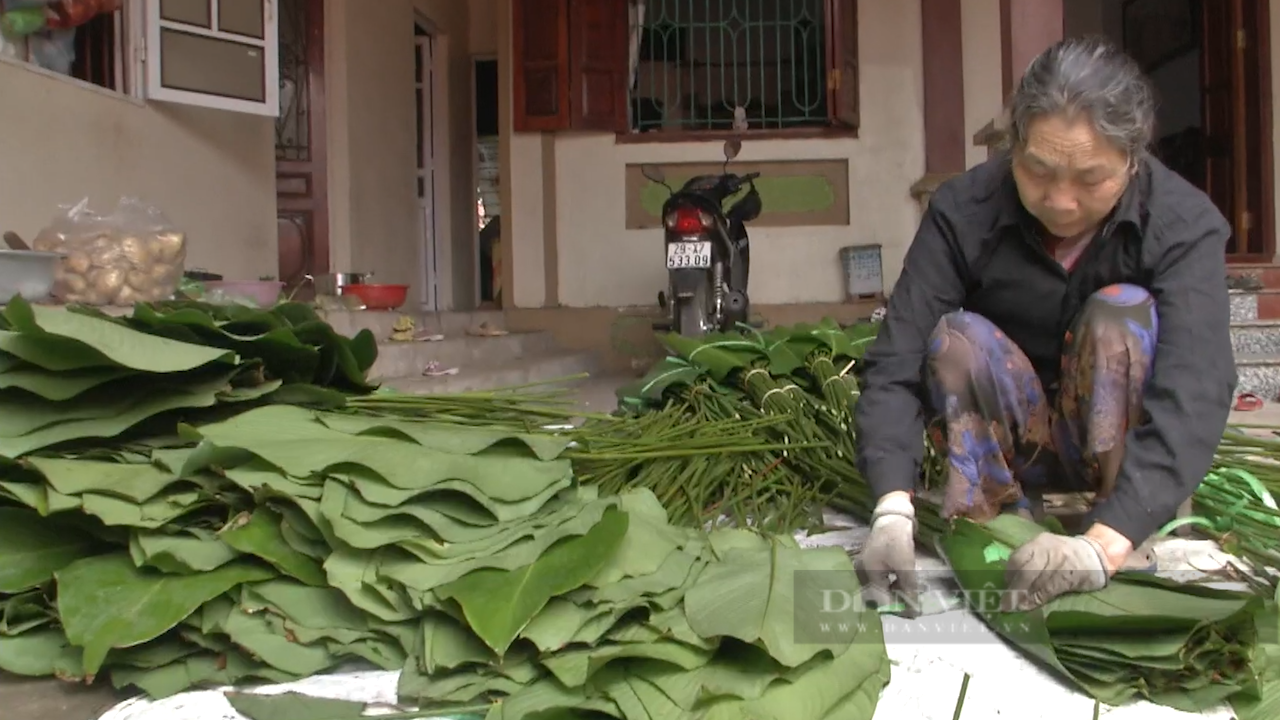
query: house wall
481 0 1049 308
324 0 477 308
0 60 276 282
492 0 928 308
961 0 1003 168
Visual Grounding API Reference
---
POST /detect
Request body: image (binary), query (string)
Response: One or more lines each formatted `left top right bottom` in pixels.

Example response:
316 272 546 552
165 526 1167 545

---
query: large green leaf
842 322 879 360
758 327 808 376
661 334 762 382
330 467 572 526
124 304 322 385
218 604 338 675
693 634 889 720
25 456 178 503
0 628 84 678
0 364 137 401
378 492 618 595
683 541 859 668
0 366 244 458
615 357 705 407
56 553 274 677
316 413 570 461
130 529 241 574
0 507 100 592
220 508 327 586
0 589 57 635
540 637 712 688
110 648 296 698
189 405 573 503
586 490 695 586
71 299 377 390
322 479 576 554
2 297 235 372
1234 603 1280 720
436 507 630 656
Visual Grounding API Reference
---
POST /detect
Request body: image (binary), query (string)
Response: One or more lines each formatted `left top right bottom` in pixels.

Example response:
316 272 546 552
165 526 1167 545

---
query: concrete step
1236 353 1280 400
368 331 557 379
1231 319 1280 355
320 309 505 340
379 350 598 394
1230 288 1280 322
1231 289 1259 322
1228 263 1280 290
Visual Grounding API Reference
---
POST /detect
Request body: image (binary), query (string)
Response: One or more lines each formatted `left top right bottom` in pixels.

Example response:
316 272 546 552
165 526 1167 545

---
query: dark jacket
853 153 1237 544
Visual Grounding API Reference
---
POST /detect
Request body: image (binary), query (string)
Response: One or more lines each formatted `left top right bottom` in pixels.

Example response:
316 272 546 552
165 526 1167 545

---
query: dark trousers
925 284 1159 523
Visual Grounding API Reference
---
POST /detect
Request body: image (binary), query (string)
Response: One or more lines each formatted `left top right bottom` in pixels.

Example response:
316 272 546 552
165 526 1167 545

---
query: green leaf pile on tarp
940 514 1270 713
0 297 377 458
399 519 890 720
0 402 889 719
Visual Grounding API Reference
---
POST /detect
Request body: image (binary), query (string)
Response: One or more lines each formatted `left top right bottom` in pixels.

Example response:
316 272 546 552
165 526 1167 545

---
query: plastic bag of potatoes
32 197 187 305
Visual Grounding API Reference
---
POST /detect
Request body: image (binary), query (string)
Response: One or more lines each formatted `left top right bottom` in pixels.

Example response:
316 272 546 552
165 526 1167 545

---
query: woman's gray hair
1007 36 1157 162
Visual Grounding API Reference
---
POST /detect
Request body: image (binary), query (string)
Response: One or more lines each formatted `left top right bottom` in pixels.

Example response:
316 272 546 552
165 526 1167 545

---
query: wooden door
276 0 329 292
1202 0 1275 262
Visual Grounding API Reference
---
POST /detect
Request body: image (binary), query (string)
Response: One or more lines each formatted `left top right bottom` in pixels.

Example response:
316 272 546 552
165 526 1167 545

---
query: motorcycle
644 140 762 337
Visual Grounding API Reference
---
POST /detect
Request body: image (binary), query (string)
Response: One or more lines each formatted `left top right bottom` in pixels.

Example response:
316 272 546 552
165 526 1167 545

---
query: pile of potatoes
33 228 187 305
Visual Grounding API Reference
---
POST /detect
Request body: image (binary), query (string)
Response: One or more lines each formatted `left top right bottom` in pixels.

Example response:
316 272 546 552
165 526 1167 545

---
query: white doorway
416 21 441 311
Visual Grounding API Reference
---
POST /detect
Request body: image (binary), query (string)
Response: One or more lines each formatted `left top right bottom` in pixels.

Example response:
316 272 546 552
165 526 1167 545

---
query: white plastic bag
33 197 188 305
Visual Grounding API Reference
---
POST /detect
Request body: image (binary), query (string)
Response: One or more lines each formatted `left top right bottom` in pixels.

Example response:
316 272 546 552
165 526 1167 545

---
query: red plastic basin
340 283 409 310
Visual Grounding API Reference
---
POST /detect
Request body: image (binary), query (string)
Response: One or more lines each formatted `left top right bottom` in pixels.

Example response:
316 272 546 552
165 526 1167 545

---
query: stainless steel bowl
312 272 372 296
0 249 60 302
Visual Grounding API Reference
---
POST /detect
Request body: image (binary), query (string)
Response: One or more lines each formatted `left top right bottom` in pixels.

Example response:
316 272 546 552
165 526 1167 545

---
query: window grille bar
632 0 827 132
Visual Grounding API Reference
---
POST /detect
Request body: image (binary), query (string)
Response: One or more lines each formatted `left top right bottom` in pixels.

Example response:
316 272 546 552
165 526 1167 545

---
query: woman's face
1011 113 1132 238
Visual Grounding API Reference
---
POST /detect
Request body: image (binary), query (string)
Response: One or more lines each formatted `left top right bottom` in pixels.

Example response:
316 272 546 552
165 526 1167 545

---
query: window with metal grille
511 0 854 136
3 9 125 93
630 0 832 133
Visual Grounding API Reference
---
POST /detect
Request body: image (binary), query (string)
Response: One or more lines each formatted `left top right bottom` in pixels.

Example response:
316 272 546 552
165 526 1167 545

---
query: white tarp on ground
98 512 1245 720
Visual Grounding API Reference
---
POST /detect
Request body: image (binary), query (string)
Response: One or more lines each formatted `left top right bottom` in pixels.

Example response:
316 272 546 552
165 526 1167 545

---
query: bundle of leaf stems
1159 428 1280 591
571 398 831 531
345 373 620 427
805 350 856 424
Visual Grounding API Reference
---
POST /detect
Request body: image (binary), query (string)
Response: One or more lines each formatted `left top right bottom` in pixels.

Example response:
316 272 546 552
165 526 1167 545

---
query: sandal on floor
1234 393 1264 412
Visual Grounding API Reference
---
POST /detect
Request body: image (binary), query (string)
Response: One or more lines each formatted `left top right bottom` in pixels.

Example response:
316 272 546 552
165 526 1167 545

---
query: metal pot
0 249 60 302
311 272 373 296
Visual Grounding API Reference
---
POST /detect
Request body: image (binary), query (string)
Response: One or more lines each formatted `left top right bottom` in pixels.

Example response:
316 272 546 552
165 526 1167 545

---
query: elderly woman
854 36 1236 613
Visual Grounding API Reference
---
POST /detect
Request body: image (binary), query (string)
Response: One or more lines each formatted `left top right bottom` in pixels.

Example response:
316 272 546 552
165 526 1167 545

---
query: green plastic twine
1219 467 1280 512
982 542 1012 563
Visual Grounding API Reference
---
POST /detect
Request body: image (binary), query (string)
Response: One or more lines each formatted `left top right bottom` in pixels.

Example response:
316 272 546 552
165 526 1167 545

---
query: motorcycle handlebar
723 172 761 193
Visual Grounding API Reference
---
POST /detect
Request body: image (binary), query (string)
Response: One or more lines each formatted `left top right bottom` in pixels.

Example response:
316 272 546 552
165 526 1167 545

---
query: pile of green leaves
594 319 946 534
0 402 889 719
0 297 377 458
941 514 1275 715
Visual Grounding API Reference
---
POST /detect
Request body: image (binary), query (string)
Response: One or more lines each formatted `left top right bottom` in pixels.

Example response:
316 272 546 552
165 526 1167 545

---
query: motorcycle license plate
666 241 712 269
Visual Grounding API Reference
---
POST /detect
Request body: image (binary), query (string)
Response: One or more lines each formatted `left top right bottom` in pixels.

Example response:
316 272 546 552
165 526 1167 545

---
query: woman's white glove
1001 533 1109 612
859 493 919 614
